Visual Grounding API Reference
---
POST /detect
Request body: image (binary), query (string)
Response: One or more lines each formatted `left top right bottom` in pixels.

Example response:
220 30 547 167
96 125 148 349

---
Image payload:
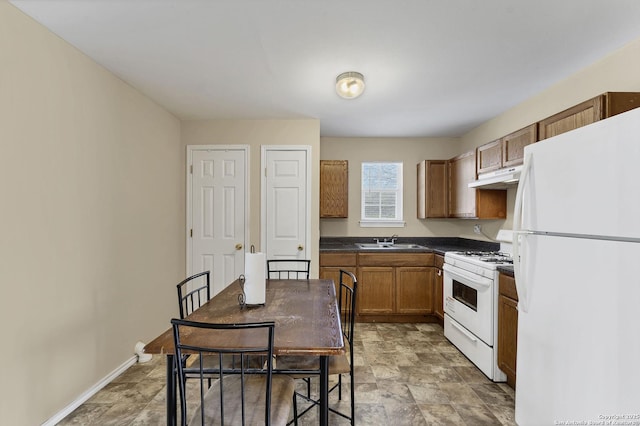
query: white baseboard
41 355 138 426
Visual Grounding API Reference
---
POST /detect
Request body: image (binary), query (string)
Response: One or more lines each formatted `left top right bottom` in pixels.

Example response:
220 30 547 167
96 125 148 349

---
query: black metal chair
282 270 358 425
176 271 211 319
266 259 311 280
266 259 312 398
176 271 222 394
172 319 295 425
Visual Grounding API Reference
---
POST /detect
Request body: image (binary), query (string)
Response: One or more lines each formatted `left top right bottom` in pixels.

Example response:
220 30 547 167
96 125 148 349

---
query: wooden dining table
144 278 345 426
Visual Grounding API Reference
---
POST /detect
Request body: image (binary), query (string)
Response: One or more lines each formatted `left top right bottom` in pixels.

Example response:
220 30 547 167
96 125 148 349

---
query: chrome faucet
374 234 399 245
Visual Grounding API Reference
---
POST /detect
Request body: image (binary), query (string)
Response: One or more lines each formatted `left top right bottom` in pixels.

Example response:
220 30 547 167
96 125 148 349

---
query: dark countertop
498 265 514 277
320 237 500 256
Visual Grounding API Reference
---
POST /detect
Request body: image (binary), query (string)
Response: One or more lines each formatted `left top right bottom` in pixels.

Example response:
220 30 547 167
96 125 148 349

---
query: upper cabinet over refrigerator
517 107 640 240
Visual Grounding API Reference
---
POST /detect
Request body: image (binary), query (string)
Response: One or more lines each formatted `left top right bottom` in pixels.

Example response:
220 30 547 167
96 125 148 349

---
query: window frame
359 161 405 228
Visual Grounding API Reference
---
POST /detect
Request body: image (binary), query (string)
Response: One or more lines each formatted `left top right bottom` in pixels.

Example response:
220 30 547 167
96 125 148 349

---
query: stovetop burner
480 257 513 264
447 250 513 267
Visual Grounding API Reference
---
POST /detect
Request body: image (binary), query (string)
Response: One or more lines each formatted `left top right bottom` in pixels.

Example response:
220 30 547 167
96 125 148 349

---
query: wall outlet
473 224 482 234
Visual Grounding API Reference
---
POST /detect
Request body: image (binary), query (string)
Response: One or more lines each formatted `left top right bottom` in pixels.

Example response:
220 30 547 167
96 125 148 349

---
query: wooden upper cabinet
477 139 502 174
538 92 640 141
477 124 537 174
417 160 448 219
449 150 507 219
449 151 477 218
320 160 348 218
502 124 537 167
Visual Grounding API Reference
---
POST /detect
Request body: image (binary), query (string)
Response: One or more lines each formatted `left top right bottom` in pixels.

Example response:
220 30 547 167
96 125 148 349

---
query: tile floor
57 322 515 425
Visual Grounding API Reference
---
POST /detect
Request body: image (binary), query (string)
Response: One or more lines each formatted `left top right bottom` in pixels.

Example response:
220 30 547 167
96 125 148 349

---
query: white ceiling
10 0 640 137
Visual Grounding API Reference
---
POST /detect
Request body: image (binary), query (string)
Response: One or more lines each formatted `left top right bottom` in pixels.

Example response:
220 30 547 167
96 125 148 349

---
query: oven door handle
450 320 478 343
443 264 492 289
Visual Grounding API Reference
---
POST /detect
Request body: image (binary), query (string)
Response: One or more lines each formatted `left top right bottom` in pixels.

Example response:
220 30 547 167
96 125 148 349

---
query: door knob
298 245 304 251
235 243 243 250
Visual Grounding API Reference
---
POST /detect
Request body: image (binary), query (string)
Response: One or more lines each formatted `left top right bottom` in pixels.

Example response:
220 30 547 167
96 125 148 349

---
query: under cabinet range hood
468 165 522 189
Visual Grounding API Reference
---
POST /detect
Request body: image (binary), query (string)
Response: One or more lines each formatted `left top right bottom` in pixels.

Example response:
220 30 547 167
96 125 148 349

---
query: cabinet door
433 255 444 320
498 273 518 388
320 160 348 218
357 267 394 314
449 150 477 218
538 92 640 141
502 124 537 167
417 160 448 218
538 96 604 140
396 267 433 314
498 294 518 388
319 252 357 308
477 140 502 174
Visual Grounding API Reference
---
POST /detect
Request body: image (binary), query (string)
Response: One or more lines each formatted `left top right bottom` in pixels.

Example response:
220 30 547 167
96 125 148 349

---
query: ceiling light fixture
335 71 365 99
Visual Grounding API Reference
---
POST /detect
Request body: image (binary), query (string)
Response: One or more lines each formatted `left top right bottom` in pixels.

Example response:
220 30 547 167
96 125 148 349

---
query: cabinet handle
235 243 243 250
437 269 442 276
298 245 304 251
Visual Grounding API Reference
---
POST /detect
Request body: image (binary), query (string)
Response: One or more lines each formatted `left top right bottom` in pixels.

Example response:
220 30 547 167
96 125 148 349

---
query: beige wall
319 137 505 240
0 4 183 425
180 119 321 276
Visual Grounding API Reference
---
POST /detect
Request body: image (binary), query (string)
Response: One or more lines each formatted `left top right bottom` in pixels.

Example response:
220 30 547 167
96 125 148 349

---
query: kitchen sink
356 243 427 250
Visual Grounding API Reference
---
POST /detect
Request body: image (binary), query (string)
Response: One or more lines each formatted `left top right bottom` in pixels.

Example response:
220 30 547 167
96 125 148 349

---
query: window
360 162 404 227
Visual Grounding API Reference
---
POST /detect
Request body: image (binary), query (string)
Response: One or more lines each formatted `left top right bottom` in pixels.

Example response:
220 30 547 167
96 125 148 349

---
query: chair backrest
171 319 276 426
338 270 358 349
176 271 211 319
266 259 310 279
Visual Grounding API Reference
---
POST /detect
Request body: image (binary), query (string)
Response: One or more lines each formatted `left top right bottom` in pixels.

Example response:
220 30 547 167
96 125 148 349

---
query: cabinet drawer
320 252 357 267
499 273 518 301
358 252 434 267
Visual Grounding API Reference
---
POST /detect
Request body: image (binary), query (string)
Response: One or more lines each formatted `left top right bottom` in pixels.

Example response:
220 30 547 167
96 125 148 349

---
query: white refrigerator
513 107 640 425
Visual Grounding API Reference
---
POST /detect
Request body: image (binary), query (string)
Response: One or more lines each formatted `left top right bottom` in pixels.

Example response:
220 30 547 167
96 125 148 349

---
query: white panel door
190 148 247 296
262 148 309 262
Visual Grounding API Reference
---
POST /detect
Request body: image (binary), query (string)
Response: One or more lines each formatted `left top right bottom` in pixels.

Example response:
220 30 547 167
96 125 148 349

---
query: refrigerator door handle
513 152 532 313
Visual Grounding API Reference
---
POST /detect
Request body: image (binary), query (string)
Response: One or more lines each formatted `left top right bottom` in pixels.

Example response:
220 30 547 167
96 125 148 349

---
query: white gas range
443 250 513 382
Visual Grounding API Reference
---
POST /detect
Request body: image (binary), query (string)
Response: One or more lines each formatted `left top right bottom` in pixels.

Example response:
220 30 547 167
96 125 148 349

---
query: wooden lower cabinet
396 267 433 314
433 255 444 322
357 252 435 322
320 251 438 322
358 267 395 315
497 273 518 389
319 252 357 307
